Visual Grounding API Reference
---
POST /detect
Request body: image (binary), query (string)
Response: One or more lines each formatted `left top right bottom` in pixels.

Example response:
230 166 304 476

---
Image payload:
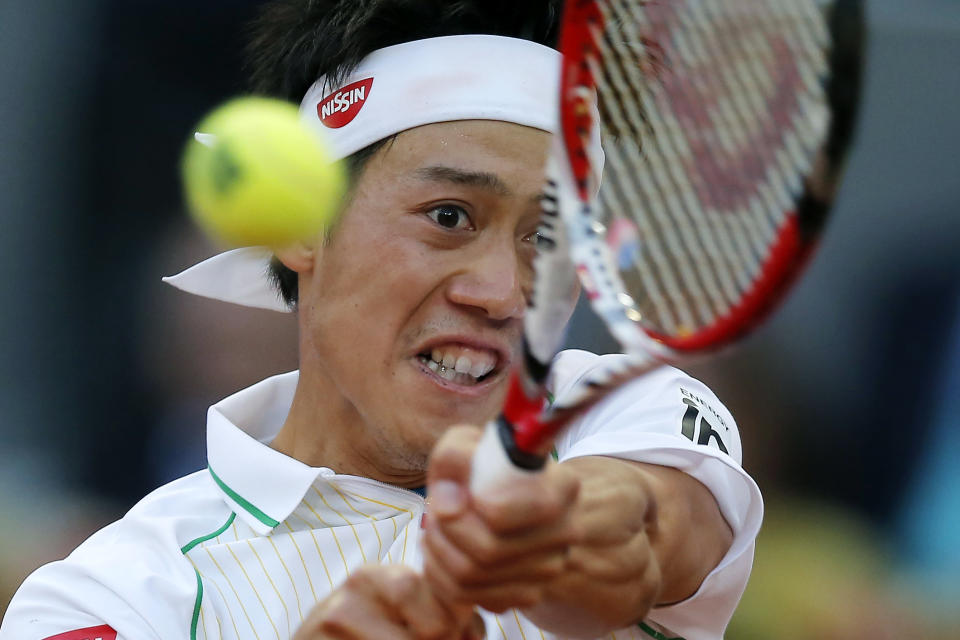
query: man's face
293 120 557 471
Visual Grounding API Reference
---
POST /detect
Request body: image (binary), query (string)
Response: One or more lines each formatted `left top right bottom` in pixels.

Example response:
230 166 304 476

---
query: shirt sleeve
549 350 764 640
1 521 201 640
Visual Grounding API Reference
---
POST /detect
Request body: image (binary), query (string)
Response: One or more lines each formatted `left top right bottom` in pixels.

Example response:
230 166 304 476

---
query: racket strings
619 0 759 313
598 0 750 332
594 0 831 337
597 1 729 333
622 0 764 314
686 1 827 224
590 14 700 333
673 3 796 263
632 0 808 301
685 0 829 238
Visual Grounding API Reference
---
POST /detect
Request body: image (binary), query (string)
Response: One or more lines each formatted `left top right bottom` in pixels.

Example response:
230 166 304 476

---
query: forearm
523 455 733 637
641 459 734 603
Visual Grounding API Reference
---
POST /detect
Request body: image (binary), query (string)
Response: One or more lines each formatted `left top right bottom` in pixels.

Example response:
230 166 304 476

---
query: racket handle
469 419 544 493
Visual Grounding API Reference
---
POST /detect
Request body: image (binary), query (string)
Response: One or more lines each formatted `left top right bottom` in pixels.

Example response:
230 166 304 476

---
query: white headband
164 35 602 312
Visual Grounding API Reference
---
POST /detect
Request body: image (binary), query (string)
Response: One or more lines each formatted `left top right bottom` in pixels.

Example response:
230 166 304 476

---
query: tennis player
0 2 762 639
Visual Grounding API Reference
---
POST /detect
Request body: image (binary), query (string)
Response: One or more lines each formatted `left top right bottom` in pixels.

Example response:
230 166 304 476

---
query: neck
269 370 428 488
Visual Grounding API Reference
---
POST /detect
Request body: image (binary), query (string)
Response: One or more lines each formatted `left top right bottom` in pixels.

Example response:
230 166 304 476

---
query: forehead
368 120 551 191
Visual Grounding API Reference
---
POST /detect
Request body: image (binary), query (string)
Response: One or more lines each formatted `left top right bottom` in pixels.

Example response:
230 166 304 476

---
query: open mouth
416 344 499 387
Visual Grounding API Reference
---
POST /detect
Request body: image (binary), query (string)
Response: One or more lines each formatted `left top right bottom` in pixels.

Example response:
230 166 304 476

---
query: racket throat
498 372 561 467
494 416 548 471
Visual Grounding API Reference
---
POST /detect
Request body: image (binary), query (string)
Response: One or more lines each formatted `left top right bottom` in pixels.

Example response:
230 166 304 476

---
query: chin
399 416 480 459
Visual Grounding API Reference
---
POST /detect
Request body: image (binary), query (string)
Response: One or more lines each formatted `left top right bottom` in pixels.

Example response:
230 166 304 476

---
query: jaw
277 338 509 479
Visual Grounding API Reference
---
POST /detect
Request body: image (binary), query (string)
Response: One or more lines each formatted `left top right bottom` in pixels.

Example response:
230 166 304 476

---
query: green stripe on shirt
208 466 280 528
190 569 203 640
639 621 685 640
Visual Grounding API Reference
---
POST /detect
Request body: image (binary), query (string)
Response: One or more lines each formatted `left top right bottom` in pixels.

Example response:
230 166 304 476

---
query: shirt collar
206 370 332 535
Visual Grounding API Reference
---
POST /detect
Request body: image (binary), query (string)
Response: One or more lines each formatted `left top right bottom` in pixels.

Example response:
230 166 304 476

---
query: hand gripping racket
471 0 865 490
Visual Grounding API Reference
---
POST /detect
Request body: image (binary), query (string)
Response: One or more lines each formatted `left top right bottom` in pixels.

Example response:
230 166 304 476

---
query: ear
274 241 315 274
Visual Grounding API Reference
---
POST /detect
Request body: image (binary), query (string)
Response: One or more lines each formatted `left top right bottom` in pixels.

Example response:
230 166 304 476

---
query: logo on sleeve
317 77 374 128
43 625 117 640
679 387 730 454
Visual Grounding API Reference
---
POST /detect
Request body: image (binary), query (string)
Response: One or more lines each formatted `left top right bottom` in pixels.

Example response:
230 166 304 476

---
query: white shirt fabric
1 350 762 640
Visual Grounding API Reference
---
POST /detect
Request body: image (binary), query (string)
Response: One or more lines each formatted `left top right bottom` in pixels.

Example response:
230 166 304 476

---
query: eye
523 229 554 250
426 204 473 231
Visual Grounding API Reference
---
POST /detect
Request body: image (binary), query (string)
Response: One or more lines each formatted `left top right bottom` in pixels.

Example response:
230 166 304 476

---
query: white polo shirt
1 350 762 640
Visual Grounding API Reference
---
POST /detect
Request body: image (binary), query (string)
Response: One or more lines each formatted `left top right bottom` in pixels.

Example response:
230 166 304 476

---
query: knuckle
423 564 455 602
445 555 484 586
478 498 509 524
344 565 376 587
561 468 582 495
566 545 590 572
538 553 567 578
442 551 476 583
444 582 468 603
563 520 586 546
454 562 480 584
389 569 420 598
545 485 574 517
425 534 477 583
470 535 501 566
320 598 355 631
482 502 527 534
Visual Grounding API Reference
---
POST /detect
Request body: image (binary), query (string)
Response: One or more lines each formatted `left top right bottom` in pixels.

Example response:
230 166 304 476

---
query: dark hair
245 0 562 307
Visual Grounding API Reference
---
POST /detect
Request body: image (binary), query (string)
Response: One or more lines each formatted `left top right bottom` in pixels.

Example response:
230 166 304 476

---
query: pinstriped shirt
2 353 762 640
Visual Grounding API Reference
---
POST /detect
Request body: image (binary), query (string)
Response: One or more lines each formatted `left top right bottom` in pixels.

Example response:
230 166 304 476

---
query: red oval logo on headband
317 77 374 128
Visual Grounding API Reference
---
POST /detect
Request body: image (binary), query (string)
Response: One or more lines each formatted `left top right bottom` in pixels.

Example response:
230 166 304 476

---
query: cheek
312 226 439 361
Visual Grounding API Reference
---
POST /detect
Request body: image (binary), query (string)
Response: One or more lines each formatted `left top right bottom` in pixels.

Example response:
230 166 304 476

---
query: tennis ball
181 97 346 248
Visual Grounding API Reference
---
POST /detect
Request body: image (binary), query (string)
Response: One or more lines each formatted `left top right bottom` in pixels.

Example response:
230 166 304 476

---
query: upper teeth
428 346 497 379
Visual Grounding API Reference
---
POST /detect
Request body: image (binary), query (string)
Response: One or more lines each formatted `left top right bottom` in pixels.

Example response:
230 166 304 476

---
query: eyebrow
414 165 513 197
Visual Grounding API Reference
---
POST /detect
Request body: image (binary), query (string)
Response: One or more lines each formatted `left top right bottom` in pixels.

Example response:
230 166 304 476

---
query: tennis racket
471 0 865 489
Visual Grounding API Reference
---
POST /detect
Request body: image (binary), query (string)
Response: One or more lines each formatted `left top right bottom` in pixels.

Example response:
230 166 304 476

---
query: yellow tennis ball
181 97 346 248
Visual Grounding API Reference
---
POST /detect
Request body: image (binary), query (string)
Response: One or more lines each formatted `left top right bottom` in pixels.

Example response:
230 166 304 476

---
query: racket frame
470 0 863 490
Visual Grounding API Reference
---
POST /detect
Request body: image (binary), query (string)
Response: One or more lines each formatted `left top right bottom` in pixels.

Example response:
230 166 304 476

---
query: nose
446 239 528 322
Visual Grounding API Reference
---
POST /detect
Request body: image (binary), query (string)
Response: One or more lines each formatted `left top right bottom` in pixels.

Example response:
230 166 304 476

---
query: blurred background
0 0 957 637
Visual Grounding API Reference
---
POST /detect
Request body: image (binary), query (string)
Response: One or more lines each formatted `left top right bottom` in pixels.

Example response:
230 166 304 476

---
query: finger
566 463 655 546
429 508 577 567
427 425 482 519
333 566 478 639
305 588 413 640
375 565 474 638
423 546 542 614
470 463 581 534
424 517 568 586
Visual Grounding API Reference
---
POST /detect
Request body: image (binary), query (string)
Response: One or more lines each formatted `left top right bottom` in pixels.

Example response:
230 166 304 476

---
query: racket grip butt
470 419 545 494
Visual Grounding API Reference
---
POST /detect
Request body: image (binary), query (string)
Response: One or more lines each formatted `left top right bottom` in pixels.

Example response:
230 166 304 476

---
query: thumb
427 425 482 519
